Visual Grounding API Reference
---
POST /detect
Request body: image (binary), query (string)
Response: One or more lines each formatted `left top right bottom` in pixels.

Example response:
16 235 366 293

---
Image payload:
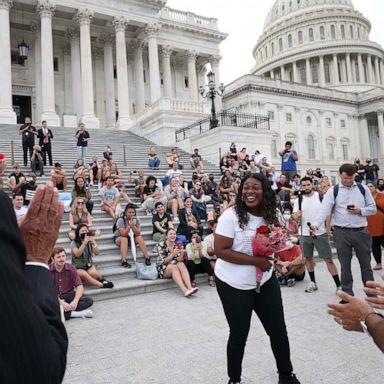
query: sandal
208 276 215 287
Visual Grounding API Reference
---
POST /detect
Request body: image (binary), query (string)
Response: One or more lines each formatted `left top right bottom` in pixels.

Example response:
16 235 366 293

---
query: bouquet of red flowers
252 225 288 293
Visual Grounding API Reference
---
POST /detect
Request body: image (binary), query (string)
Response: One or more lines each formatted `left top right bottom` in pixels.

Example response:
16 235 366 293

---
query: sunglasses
77 201 85 205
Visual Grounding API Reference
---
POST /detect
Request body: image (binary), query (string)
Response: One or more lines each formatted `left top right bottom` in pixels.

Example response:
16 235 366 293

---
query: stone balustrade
160 7 218 29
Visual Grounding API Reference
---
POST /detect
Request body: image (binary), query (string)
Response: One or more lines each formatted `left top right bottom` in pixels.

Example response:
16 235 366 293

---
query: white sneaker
305 281 318 293
89 181 94 186
79 309 93 319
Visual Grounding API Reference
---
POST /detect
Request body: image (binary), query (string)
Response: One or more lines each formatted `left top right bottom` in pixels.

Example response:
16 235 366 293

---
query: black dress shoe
145 258 151 266
278 373 301 384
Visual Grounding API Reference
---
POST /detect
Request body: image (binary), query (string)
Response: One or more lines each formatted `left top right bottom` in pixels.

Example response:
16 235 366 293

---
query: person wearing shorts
293 177 341 293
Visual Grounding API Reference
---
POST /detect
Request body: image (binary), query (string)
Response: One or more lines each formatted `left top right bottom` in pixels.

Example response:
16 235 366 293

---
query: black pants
60 292 93 320
31 160 44 176
42 142 53 166
372 235 384 264
22 141 34 166
186 258 213 282
86 200 94 215
216 274 293 382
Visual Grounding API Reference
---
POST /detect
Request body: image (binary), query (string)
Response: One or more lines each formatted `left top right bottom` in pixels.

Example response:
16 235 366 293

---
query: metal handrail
175 110 270 142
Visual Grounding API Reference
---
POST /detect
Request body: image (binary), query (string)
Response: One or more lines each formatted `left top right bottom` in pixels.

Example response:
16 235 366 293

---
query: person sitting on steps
71 223 113 289
51 162 68 191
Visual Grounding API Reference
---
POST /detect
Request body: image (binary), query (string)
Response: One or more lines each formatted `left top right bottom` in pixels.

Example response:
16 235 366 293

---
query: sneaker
89 181 94 186
121 260 132 268
278 373 301 384
305 281 318 293
145 258 151 266
102 280 114 288
287 278 296 287
278 276 287 286
146 210 153 216
79 309 93 319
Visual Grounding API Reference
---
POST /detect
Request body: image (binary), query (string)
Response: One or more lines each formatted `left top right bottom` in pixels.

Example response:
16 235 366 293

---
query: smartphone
176 241 183 249
347 205 355 210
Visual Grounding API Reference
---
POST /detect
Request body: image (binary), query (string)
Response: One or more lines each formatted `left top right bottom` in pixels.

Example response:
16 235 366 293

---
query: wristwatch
360 309 384 336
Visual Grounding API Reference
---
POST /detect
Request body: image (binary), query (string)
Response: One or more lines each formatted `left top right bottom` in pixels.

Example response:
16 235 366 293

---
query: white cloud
166 0 384 84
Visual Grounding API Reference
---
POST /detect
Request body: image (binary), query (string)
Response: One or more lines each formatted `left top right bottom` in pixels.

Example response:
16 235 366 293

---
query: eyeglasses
77 201 85 205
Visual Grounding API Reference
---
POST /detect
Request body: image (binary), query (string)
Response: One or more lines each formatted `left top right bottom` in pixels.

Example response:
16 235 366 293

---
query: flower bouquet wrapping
252 225 288 293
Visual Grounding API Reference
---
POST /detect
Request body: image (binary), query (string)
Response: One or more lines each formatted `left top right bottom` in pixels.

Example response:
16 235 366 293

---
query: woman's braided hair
234 173 278 229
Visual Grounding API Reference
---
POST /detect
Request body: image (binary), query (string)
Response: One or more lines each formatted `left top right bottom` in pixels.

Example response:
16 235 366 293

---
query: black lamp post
199 71 225 129
18 4 29 62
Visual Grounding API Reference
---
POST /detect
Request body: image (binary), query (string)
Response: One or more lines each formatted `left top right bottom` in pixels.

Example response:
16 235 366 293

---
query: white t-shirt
203 233 216 260
14 206 28 221
293 192 325 236
215 207 273 290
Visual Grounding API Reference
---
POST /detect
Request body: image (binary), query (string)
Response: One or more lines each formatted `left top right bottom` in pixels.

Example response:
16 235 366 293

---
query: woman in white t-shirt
214 174 300 384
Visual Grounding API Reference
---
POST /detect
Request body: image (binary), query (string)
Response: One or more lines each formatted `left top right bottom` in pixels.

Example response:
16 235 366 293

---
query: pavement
63 259 384 384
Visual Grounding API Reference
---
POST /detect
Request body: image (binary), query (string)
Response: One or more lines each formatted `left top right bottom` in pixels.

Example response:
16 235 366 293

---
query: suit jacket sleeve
0 191 68 384
37 128 43 145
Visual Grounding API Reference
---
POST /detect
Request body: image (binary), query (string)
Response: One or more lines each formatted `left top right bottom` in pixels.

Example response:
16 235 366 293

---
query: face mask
283 214 291 221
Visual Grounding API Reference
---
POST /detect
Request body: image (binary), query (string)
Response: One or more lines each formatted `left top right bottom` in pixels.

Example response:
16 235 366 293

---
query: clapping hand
19 182 64 265
364 275 384 310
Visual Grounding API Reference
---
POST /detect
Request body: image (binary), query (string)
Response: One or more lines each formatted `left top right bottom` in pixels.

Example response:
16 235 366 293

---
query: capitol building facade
1 0 384 177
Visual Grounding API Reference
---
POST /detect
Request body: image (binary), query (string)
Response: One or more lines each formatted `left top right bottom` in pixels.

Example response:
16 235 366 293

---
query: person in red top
366 182 384 270
50 247 93 320
275 243 305 286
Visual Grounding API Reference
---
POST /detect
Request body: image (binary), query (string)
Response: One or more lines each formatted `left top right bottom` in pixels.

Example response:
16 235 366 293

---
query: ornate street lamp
18 4 29 62
199 71 225 129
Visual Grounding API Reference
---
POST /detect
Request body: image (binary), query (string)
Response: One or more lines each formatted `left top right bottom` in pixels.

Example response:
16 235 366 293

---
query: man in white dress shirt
312 163 376 301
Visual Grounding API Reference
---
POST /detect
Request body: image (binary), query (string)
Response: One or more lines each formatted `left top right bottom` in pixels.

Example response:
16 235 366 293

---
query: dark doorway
12 95 31 124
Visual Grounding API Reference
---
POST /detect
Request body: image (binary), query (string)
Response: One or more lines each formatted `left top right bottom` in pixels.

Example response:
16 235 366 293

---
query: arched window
341 25 345 38
331 25 336 39
298 30 303 44
288 34 292 48
309 28 314 42
307 135 316 159
350 25 354 38
271 42 275 55
306 116 312 125
326 137 336 160
311 62 319 83
320 26 325 40
279 38 283 52
324 63 330 83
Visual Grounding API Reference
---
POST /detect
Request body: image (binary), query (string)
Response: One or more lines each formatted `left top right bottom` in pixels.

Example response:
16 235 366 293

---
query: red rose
257 225 270 235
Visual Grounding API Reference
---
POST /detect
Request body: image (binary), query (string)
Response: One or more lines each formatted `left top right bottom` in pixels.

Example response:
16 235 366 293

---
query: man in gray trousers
312 163 376 302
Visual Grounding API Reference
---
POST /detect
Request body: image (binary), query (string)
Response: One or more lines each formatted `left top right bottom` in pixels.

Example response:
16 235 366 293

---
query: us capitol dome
251 0 384 91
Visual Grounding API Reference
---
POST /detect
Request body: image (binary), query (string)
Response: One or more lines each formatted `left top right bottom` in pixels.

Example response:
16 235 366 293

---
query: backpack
333 183 365 200
112 216 126 233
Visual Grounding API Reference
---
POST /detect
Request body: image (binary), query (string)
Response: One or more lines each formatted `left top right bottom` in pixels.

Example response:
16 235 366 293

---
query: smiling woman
214 173 300 384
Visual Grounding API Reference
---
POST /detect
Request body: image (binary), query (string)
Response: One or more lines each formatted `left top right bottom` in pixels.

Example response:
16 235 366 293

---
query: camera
88 229 95 237
294 190 304 197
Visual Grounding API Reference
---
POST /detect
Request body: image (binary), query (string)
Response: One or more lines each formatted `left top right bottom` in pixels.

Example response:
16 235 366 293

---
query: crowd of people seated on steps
3 126 384 302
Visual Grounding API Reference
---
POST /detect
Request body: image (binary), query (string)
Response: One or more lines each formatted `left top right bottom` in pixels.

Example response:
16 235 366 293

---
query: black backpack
333 183 365 200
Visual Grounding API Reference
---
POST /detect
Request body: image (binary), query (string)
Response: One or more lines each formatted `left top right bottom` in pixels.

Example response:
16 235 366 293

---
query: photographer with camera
293 177 341 293
30 144 44 177
19 116 37 166
186 230 215 287
71 223 113 289
279 141 298 181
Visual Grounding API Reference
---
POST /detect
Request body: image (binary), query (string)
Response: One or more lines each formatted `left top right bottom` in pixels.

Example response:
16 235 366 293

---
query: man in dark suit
0 175 68 383
37 120 54 166
19 116 38 166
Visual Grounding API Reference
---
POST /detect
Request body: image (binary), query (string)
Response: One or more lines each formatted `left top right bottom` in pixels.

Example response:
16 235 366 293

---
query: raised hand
20 182 64 265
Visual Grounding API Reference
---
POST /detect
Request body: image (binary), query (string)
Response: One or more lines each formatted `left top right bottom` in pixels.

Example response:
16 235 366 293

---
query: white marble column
161 45 173 98
319 55 325 87
367 54 373 83
378 111 384 161
340 58 347 83
211 54 222 110
99 33 115 127
359 116 371 159
332 54 339 85
36 0 60 126
380 60 384 86
75 9 99 128
131 39 145 114
357 53 364 83
270 70 275 80
113 16 131 127
145 23 161 104
346 53 352 83
0 0 16 124
280 65 286 81
292 61 297 83
305 58 311 85
31 22 42 124
186 50 198 101
374 56 381 85
67 28 82 120
63 46 72 114
94 48 105 128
